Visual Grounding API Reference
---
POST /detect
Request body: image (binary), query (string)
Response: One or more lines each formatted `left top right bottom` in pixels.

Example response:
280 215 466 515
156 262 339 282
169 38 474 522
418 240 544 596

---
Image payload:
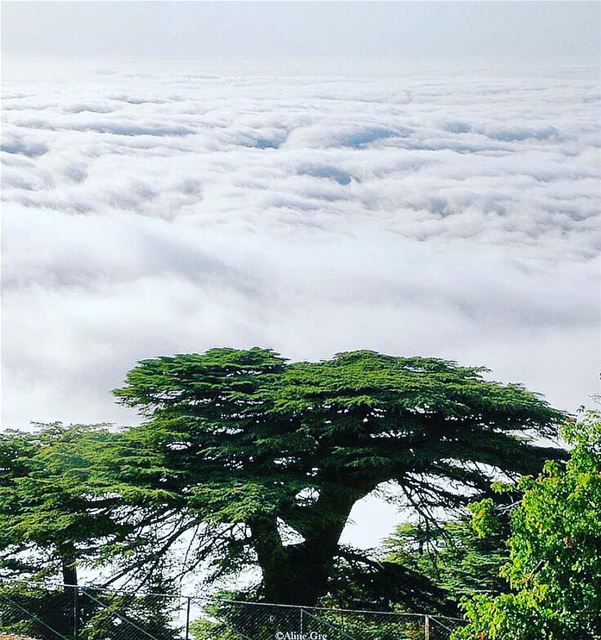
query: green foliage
0 581 180 640
0 424 123 582
79 587 181 640
190 618 241 640
0 581 74 638
322 503 513 617
453 411 601 640
0 347 567 611
104 347 564 604
384 515 509 609
189 599 255 640
188 598 431 640
325 546 454 614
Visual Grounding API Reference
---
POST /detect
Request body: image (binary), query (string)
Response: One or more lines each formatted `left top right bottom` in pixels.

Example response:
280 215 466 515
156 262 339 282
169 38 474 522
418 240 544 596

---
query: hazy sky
3 1 600 63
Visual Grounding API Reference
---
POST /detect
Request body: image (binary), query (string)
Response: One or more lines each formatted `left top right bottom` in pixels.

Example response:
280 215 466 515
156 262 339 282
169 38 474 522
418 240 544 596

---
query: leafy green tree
0 580 181 640
325 545 454 614
323 508 510 617
0 423 121 585
0 429 40 578
103 347 564 606
0 426 132 639
453 411 601 640
384 516 508 610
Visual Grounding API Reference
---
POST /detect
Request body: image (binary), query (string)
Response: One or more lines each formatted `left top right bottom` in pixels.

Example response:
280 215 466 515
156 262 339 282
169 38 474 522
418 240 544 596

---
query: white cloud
2 61 600 431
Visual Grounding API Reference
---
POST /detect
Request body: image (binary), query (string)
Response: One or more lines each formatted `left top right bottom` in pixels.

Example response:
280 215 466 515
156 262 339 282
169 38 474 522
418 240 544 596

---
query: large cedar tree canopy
108 347 564 605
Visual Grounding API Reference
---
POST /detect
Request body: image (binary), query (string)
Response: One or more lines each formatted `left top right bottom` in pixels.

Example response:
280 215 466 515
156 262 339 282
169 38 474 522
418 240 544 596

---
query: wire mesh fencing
0 581 185 640
194 600 461 640
0 580 76 640
78 585 183 640
0 580 463 640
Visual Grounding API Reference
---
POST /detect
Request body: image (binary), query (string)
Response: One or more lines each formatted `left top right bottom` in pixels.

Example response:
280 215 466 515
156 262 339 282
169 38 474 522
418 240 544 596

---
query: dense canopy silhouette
106 347 564 605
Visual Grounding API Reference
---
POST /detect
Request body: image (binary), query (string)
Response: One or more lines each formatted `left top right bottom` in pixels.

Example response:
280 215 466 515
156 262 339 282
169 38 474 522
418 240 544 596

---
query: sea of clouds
2 60 600 433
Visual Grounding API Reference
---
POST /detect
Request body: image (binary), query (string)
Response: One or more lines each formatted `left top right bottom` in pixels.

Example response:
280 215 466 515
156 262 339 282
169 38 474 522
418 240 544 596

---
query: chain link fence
0 580 462 640
195 601 459 640
0 581 183 640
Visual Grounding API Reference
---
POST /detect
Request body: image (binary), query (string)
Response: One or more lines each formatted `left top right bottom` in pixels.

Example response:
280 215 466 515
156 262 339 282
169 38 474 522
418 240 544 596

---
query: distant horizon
3 1 600 63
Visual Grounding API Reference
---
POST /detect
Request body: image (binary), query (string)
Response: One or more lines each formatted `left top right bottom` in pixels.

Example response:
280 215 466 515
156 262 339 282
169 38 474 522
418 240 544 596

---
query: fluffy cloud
2 61 600 432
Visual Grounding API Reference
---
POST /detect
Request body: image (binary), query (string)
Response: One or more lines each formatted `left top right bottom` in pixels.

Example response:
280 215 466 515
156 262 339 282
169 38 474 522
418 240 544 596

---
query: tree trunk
61 544 78 587
252 484 371 606
249 515 288 602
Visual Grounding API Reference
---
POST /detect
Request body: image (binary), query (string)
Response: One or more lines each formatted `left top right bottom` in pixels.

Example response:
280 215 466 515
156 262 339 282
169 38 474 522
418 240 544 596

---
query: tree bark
249 515 288 602
251 483 373 606
60 544 78 587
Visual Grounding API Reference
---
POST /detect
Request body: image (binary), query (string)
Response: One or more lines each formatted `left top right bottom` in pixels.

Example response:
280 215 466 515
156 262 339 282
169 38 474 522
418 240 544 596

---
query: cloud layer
2 61 600 431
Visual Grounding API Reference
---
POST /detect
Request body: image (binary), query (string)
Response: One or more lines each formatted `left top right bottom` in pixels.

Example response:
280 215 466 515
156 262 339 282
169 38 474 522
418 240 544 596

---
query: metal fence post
73 586 79 640
185 596 191 640
424 614 430 640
